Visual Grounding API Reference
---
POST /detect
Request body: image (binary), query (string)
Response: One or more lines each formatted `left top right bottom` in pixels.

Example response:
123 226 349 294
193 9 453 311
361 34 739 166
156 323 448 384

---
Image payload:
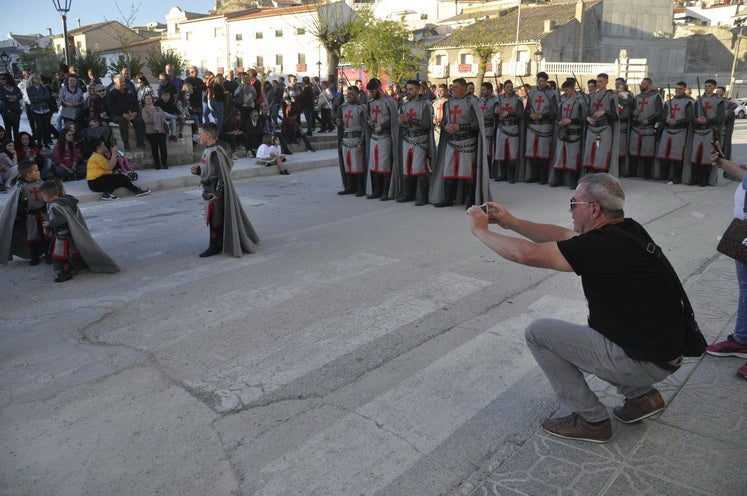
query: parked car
732 98 747 119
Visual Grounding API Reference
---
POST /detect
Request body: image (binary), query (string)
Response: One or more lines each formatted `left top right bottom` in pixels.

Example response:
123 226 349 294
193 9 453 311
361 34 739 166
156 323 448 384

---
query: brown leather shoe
541 413 612 443
613 388 665 424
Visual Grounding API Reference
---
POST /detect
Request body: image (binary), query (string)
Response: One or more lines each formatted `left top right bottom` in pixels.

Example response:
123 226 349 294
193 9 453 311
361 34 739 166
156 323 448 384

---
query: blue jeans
525 318 673 422
270 102 284 125
735 260 747 343
303 107 315 135
208 100 224 133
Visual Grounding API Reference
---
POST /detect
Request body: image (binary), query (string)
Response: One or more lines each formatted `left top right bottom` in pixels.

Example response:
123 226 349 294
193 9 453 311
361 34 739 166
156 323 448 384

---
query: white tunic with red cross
629 90 661 158
19 179 47 242
657 96 692 162
690 94 724 166
552 96 583 171
582 90 616 170
399 99 431 176
440 97 478 180
525 88 556 159
367 98 394 174
494 94 523 162
340 102 366 174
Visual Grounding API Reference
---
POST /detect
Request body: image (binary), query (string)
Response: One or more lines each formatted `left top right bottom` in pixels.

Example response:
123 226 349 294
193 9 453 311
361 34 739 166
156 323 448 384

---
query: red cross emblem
28 186 42 202
637 98 649 113
670 103 681 119
592 98 604 111
344 110 354 128
563 103 573 119
370 105 382 121
533 95 545 111
449 104 462 123
405 107 418 120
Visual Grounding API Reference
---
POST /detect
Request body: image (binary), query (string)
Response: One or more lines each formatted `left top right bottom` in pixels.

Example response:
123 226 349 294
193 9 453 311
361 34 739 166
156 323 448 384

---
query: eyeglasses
569 197 595 210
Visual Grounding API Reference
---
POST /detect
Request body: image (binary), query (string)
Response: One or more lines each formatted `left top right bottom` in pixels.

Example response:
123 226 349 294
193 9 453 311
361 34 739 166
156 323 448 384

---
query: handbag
716 189 747 263
615 226 707 358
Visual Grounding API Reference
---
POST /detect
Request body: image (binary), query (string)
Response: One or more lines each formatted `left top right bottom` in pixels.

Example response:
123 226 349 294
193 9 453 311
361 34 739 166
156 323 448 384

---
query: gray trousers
525 318 673 422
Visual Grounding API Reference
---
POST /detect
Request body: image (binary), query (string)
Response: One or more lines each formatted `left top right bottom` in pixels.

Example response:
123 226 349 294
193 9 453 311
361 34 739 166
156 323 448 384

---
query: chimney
47 28 52 36
575 0 584 22
544 20 556 33
77 18 81 28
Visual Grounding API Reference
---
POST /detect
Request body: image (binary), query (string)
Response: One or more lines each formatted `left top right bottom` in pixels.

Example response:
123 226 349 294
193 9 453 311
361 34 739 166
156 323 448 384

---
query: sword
667 83 673 119
571 71 583 94
696 76 702 118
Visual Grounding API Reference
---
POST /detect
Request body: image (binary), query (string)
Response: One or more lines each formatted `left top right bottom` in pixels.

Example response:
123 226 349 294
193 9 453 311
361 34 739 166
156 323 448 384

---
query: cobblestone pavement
454 253 747 496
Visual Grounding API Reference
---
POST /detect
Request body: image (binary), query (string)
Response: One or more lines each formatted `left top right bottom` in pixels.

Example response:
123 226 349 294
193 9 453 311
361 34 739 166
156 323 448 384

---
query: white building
347 0 509 30
161 2 357 79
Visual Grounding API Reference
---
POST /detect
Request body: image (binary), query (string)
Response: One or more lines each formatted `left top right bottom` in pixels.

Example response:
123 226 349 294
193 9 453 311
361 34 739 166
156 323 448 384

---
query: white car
732 98 747 119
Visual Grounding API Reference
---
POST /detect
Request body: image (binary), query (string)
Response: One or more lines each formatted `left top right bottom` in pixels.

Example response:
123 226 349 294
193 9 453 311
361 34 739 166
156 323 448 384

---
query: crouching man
467 173 689 443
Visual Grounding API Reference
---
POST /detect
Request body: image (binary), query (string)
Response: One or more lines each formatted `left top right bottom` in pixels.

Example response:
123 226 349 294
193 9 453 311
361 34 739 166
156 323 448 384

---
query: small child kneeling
40 180 120 282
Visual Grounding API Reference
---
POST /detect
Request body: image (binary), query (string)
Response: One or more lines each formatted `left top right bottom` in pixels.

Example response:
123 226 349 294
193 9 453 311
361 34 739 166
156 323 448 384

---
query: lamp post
0 52 9 74
317 60 322 80
52 0 73 67
533 48 543 75
729 15 746 98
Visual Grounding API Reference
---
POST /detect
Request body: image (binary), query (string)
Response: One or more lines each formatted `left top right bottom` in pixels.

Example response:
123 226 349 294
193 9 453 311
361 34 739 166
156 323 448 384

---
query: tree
450 15 512 86
145 49 185 80
18 43 60 77
73 51 108 82
342 12 422 83
108 54 145 77
307 2 363 78
106 1 145 76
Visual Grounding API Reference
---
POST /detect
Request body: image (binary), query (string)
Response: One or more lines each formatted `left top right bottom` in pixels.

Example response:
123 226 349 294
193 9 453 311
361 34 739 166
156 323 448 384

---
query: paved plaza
1 123 746 495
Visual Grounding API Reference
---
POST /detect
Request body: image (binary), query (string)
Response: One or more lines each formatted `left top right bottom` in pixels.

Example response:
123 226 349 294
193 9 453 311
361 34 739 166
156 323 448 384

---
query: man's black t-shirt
557 218 685 362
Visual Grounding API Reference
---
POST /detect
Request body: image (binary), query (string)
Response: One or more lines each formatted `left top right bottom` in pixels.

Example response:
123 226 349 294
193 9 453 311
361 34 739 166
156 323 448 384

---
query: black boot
548 170 561 187
507 163 516 183
337 173 356 195
199 226 222 257
698 166 711 187
526 160 539 183
367 172 382 199
396 177 416 202
380 174 392 201
355 174 366 197
671 163 682 184
414 176 429 206
639 159 649 180
433 180 455 207
463 180 475 209
55 263 73 283
493 161 507 181
537 160 549 185
656 161 671 181
29 242 41 266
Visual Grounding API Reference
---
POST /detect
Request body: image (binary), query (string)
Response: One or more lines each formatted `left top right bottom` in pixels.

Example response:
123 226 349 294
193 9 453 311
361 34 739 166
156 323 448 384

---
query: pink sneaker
706 335 747 359
738 362 747 379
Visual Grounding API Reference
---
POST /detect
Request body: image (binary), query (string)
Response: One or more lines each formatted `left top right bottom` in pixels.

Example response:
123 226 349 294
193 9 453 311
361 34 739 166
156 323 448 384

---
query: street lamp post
533 48 543 75
0 52 9 75
52 0 73 67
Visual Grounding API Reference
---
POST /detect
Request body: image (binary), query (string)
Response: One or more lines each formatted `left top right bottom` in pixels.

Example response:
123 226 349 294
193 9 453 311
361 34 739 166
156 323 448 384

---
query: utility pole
729 11 745 98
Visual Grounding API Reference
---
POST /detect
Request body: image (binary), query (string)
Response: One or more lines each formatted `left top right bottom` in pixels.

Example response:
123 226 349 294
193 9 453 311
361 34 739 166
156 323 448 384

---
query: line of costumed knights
335 74 730 203
335 78 491 208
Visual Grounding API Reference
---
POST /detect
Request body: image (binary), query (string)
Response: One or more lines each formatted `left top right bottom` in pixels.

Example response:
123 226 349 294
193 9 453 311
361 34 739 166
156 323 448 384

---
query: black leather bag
615 225 706 358
717 217 747 263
